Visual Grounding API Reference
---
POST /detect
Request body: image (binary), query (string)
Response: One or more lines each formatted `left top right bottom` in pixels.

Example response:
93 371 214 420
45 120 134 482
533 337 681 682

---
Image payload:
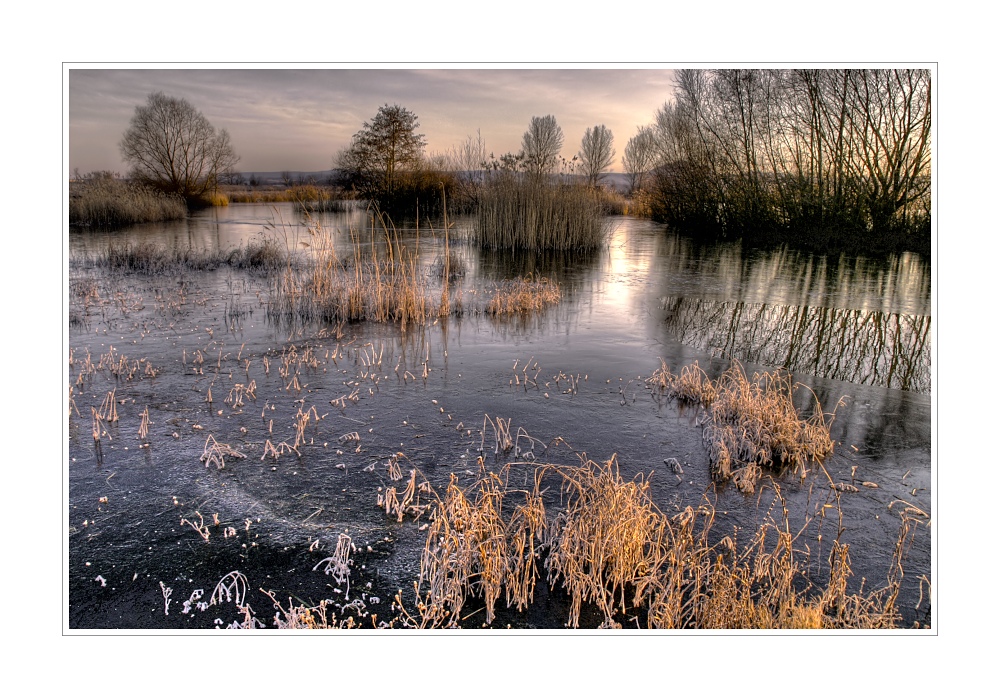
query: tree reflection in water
660 296 930 393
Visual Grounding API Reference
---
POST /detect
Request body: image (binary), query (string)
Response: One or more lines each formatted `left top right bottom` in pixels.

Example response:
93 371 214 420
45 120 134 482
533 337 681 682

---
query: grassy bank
224 184 355 210
69 174 187 227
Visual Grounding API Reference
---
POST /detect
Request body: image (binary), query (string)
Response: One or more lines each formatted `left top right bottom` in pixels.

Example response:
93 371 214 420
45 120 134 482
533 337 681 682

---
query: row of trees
631 69 931 250
113 94 619 217
114 73 931 251
333 105 620 214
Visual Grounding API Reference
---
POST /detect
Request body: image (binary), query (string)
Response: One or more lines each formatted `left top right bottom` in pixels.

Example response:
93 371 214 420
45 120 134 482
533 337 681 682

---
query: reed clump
392 466 546 628
226 238 288 273
486 276 560 316
70 172 187 227
648 359 717 406
394 457 915 629
267 219 430 330
649 360 835 493
387 456 909 629
100 238 288 275
475 172 609 251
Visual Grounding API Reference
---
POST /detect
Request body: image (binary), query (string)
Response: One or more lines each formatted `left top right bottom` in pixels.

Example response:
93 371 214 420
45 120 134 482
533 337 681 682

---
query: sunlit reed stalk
138 406 151 440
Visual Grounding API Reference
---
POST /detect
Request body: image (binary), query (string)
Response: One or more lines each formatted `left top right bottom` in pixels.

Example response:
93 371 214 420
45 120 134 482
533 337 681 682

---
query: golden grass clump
384 455 910 629
649 360 836 493
648 359 717 406
70 173 187 227
267 220 431 330
206 190 229 206
540 457 666 628
387 465 546 629
707 364 835 493
486 276 561 316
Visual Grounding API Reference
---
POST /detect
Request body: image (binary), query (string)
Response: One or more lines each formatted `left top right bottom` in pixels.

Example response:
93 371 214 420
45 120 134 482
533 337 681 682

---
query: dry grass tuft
649 360 836 493
486 276 560 316
383 456 910 629
540 456 664 628
706 364 836 492
648 359 717 406
267 218 431 330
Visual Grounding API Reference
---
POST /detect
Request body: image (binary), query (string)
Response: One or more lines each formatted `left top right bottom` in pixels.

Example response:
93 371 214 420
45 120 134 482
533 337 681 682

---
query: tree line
629 69 932 252
332 106 618 217
108 70 931 253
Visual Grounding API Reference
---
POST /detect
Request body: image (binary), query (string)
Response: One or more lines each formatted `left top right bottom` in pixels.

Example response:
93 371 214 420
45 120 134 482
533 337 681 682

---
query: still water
69 202 931 393
67 203 932 629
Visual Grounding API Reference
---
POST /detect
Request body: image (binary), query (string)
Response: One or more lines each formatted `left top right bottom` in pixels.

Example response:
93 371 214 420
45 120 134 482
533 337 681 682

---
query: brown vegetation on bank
70 172 187 227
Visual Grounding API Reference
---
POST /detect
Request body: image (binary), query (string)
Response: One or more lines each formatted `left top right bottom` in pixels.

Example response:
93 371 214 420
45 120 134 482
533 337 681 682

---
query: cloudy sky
67 67 678 176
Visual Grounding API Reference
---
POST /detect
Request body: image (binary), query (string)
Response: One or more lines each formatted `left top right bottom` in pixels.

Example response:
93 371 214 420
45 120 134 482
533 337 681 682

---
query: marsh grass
649 360 836 493
99 237 287 275
486 276 561 316
70 174 187 227
475 172 610 251
388 456 913 629
205 190 229 207
267 218 431 330
225 185 354 209
648 359 717 406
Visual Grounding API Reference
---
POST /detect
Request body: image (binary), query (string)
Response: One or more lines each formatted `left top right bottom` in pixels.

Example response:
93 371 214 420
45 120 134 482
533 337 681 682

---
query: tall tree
520 115 564 175
578 125 616 186
119 92 239 199
337 104 426 200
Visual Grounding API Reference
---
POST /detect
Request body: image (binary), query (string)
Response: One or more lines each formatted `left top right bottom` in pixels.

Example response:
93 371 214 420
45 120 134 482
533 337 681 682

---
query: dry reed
475 172 609 251
267 218 431 330
487 276 561 316
383 456 911 629
649 360 836 493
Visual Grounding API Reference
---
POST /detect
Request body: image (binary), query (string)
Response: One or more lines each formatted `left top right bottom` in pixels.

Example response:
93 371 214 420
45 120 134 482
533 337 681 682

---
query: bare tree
447 129 488 173
120 92 239 199
446 130 488 209
336 104 426 200
622 126 657 194
647 68 930 244
521 115 564 175
578 125 616 187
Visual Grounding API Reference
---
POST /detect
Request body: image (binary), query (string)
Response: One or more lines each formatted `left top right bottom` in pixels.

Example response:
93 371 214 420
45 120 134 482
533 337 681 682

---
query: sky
67 67 678 176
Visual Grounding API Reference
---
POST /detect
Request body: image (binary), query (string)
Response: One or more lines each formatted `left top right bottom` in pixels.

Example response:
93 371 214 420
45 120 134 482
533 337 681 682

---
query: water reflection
67 204 931 394
660 296 931 392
